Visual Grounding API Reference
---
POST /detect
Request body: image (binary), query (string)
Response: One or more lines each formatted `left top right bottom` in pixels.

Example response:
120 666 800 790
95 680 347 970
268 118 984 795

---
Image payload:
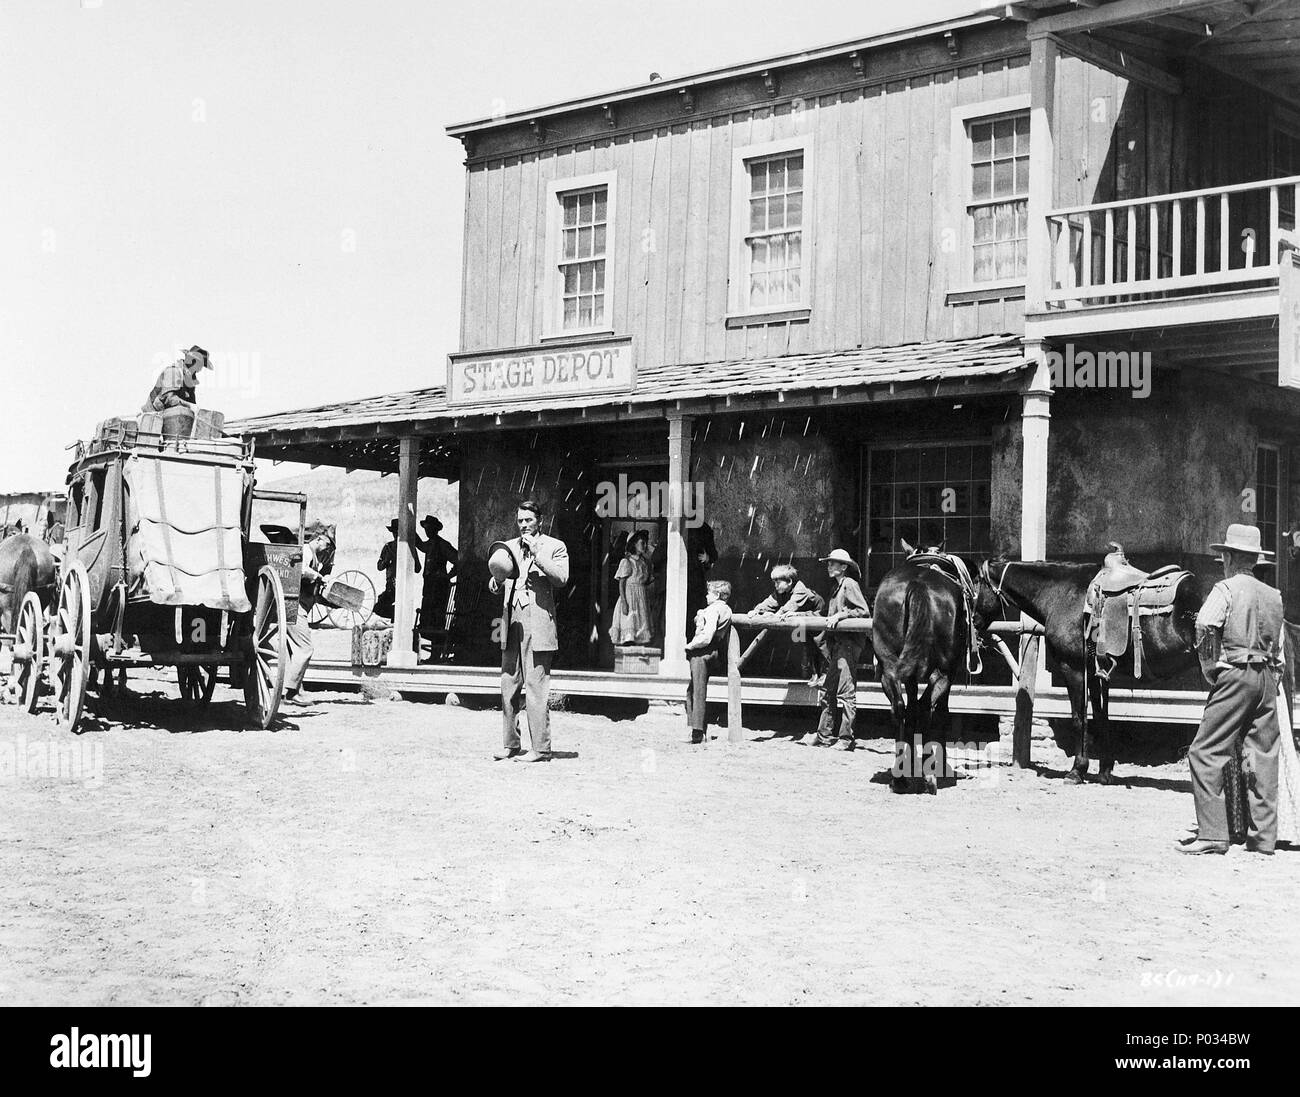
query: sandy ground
3 670 1298 1007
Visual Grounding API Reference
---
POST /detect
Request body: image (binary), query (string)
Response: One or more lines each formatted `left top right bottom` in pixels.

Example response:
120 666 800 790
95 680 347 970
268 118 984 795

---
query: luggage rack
73 417 255 466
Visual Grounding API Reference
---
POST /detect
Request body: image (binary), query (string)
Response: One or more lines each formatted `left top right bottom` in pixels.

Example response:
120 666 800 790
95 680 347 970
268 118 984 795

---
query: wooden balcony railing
1046 176 1300 307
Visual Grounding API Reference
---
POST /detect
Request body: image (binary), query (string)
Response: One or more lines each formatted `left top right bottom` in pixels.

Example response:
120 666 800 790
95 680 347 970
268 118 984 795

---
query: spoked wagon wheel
12 591 44 714
244 565 287 728
178 665 218 707
49 561 92 734
308 600 331 627
328 570 376 630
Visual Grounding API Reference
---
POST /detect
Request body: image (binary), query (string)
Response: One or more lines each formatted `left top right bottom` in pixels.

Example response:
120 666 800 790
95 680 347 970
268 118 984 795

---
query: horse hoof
923 776 938 795
1065 769 1086 785
890 777 910 795
1097 771 1116 786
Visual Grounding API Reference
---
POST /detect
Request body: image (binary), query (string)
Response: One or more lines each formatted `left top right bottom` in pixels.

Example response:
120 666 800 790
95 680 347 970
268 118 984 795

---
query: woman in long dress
609 530 652 646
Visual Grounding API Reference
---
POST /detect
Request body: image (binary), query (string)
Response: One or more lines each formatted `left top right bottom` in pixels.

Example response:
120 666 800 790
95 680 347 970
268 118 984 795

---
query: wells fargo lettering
448 338 634 406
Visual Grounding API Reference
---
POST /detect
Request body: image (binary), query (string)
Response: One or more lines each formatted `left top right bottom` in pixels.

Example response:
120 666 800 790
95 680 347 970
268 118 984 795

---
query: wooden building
232 0 1300 727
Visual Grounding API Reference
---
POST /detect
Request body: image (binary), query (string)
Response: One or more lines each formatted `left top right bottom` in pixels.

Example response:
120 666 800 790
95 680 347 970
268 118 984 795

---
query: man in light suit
491 500 569 762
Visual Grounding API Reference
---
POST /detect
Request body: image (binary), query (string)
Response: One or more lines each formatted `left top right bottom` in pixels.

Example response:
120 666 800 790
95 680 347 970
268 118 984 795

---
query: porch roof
228 334 1030 472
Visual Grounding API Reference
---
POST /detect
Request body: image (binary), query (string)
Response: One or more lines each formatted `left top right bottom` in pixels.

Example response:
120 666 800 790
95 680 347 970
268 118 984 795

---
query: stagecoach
14 418 307 733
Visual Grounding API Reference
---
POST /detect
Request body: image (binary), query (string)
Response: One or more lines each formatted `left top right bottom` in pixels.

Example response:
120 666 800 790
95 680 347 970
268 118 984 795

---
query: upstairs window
730 136 813 317
544 171 617 338
745 152 804 309
967 113 1029 284
560 187 608 330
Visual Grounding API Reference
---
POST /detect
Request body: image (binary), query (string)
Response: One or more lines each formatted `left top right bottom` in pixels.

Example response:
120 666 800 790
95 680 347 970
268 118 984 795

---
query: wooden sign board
447 337 634 407
1282 252 1300 390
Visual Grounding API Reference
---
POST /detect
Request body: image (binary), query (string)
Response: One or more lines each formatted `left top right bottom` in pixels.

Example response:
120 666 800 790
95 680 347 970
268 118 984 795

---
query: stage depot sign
447 338 635 407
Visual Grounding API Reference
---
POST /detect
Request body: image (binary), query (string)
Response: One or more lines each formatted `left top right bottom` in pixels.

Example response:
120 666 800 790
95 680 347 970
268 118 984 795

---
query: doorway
591 462 667 669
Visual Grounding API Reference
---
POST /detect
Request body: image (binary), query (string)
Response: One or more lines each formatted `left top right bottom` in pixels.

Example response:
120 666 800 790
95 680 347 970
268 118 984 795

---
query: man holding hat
284 522 336 705
490 500 569 762
143 345 211 413
1180 523 1285 855
804 548 870 750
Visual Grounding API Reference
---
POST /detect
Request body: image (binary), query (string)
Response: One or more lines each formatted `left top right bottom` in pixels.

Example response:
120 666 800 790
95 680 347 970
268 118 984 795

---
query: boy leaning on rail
684 580 733 745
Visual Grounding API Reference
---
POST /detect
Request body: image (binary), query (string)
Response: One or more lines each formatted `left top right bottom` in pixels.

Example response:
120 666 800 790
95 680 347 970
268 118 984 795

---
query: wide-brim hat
387 519 400 534
819 548 862 578
488 540 522 582
186 345 213 369
420 514 443 532
1210 522 1273 561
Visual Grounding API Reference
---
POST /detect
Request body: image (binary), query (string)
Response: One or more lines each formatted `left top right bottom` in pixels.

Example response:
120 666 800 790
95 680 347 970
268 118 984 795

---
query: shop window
965 111 1029 284
863 442 994 589
730 135 813 316
1256 443 1280 564
544 171 617 337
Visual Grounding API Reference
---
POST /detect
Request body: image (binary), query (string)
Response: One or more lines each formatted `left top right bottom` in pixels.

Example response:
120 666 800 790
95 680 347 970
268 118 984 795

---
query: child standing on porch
684 579 732 745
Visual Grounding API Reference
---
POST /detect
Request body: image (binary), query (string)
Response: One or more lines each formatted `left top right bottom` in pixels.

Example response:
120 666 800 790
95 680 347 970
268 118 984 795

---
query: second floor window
968 113 1029 283
559 186 608 331
745 152 804 309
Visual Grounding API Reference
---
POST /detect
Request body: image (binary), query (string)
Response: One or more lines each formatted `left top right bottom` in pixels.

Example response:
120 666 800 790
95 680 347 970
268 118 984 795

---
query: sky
0 0 980 490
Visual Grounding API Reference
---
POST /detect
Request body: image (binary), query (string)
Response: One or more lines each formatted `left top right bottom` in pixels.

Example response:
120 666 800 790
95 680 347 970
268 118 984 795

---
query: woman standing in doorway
609 530 652 645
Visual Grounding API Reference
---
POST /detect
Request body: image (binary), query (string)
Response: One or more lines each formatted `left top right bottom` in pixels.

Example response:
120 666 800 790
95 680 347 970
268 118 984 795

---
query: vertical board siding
457 50 1269 366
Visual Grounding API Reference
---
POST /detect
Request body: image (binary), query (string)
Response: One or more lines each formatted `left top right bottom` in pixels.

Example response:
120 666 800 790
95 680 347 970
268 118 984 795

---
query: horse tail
897 581 932 684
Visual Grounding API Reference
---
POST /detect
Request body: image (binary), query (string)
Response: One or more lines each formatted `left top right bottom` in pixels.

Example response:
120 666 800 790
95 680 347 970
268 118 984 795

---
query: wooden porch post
387 435 420 669
1014 343 1053 766
660 413 693 678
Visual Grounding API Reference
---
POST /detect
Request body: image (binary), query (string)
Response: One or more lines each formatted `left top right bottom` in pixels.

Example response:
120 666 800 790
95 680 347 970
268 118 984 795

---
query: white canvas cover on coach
122 453 252 613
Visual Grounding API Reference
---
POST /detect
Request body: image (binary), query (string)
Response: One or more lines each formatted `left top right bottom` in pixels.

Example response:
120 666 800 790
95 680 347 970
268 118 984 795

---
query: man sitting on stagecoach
143 345 211 413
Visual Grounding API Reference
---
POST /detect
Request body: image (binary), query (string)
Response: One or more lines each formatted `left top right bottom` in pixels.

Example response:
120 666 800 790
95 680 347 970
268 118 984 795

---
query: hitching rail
726 613 1046 763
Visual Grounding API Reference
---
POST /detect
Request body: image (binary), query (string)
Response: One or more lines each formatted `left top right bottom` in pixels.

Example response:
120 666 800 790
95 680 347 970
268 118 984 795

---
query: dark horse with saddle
872 541 1201 791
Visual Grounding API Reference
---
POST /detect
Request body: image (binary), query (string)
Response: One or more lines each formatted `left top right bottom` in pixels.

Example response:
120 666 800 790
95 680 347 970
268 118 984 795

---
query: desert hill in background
253 466 459 588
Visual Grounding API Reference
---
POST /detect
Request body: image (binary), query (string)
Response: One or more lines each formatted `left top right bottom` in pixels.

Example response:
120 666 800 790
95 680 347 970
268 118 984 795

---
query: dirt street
3 675 1297 1006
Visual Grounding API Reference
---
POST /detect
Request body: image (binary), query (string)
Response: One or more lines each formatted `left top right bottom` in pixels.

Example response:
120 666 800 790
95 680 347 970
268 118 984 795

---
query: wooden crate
613 644 661 675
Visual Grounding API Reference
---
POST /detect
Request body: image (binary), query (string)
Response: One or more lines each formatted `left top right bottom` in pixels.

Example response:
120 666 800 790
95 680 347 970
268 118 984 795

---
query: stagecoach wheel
13 591 44 714
243 565 287 729
328 570 375 630
177 665 218 707
308 600 331 628
50 560 91 734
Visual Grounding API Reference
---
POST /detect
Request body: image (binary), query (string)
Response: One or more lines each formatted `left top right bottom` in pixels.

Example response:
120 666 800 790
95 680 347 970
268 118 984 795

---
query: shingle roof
228 333 1028 437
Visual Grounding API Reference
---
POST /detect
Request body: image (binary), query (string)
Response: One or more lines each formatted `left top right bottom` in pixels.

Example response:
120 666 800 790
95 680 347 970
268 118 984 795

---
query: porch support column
1020 343 1052 562
387 435 420 669
660 412 693 678
1018 342 1054 757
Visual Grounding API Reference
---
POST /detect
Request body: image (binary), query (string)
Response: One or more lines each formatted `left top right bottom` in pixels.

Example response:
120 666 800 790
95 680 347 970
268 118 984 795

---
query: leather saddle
1085 543 1188 679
